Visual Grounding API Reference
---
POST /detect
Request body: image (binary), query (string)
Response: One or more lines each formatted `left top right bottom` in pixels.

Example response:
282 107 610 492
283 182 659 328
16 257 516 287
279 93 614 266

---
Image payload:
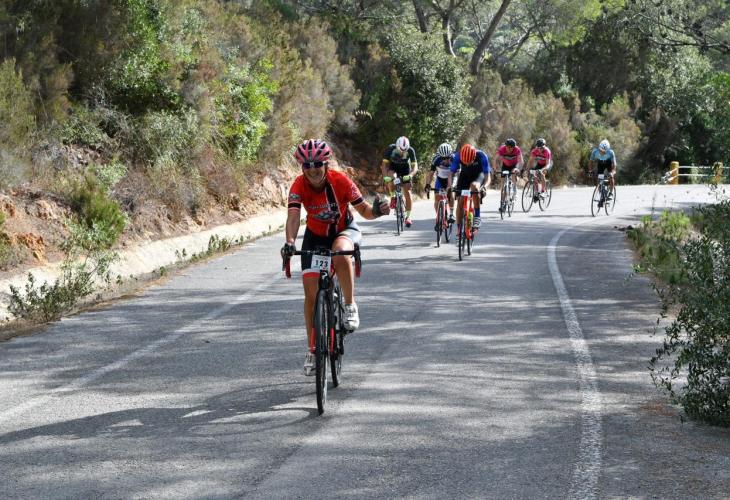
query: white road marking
0 272 281 422
548 221 603 499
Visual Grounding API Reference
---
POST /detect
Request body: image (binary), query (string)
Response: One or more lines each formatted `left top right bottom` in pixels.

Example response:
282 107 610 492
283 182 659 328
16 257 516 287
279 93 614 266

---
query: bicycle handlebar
282 248 361 278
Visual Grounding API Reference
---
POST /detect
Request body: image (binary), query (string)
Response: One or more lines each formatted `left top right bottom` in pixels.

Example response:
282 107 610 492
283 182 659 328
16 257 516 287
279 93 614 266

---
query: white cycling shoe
344 303 360 331
303 352 315 376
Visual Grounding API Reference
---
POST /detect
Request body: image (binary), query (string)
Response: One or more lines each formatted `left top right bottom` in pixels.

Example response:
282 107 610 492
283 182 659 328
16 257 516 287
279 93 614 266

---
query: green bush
69 175 127 250
628 210 691 285
650 200 730 426
8 220 117 323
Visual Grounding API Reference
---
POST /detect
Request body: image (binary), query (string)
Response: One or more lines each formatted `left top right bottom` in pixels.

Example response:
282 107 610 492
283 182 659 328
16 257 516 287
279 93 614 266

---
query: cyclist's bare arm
380 159 390 176
353 199 389 220
285 208 301 244
424 171 434 187
410 162 418 177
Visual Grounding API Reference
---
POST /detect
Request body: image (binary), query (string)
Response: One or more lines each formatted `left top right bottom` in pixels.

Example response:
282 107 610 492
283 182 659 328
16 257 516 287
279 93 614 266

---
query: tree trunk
413 0 429 33
442 15 456 56
469 0 512 75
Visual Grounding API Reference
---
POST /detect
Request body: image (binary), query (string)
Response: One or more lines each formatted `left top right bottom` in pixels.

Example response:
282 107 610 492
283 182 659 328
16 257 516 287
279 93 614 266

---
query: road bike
457 188 476 261
426 185 453 246
392 176 405 235
521 169 552 213
590 172 616 216
283 246 361 415
499 170 516 219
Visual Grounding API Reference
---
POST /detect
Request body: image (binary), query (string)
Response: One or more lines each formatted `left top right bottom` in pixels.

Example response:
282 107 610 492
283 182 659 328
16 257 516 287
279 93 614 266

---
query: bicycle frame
435 188 452 246
457 189 475 260
393 176 405 235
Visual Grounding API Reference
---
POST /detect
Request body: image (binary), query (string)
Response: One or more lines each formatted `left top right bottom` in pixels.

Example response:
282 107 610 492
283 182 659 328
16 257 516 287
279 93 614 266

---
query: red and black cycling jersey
287 169 364 238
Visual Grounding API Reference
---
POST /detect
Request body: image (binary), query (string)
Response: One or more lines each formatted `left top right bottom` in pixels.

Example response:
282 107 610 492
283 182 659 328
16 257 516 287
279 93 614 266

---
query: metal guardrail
661 162 728 184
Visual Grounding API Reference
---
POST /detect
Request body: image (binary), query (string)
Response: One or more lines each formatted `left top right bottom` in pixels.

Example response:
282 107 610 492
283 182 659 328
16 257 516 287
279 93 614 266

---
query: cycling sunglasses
302 161 326 169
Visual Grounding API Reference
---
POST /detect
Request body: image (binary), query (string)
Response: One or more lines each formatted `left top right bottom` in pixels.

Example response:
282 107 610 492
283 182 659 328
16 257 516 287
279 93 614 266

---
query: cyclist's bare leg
332 236 355 304
302 276 319 350
470 181 481 213
433 195 439 215
403 184 412 212
455 196 464 226
447 189 455 214
499 174 506 204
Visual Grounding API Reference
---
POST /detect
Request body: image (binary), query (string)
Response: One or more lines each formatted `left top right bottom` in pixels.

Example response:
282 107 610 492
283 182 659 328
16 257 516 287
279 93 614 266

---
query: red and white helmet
395 136 410 152
294 139 332 164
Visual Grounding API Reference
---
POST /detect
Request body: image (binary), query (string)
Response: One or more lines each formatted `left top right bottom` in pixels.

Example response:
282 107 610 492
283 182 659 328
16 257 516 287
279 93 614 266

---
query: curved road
0 185 728 499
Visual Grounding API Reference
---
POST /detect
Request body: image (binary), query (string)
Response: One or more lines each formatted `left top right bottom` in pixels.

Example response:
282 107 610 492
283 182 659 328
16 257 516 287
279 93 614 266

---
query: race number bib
393 178 402 185
598 174 605 180
461 189 471 197
312 254 331 272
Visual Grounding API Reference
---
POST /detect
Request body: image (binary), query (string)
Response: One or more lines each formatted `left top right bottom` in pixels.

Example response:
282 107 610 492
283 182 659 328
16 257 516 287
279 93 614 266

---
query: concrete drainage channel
0 209 288 334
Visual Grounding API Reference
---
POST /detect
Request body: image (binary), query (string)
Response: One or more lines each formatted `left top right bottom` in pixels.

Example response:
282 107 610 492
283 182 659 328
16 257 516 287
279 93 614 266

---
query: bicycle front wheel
330 283 343 388
435 203 444 247
458 216 465 261
313 289 329 415
445 215 453 243
522 182 534 212
507 187 514 217
605 185 616 215
539 180 553 211
591 185 601 217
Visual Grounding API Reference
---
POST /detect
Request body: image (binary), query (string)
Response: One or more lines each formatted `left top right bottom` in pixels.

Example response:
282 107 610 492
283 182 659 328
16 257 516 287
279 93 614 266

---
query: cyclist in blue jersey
589 139 617 207
424 142 456 225
448 143 491 231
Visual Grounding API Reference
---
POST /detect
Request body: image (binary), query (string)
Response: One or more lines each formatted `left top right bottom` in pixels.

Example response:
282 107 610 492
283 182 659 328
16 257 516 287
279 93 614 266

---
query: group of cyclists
282 136 617 375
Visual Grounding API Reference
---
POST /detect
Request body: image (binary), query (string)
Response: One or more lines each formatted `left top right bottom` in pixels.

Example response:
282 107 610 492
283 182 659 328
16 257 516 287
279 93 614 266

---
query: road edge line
548 222 603 499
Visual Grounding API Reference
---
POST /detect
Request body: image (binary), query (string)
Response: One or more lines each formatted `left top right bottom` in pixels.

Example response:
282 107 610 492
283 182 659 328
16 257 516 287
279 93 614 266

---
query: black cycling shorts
388 163 412 181
455 166 484 192
301 223 361 277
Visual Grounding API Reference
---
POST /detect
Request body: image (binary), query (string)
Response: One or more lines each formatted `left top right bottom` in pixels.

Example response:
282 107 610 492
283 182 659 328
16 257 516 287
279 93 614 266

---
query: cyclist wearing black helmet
495 138 524 213
525 138 552 202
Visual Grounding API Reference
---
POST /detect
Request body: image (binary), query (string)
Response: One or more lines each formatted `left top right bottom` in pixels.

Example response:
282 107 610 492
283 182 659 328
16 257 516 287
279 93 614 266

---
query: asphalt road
0 184 728 499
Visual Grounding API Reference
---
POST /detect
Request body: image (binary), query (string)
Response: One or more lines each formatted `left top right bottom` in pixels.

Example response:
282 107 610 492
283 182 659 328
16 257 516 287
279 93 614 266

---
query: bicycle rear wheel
604 185 616 214
522 183 534 212
591 185 601 217
539 180 553 211
313 289 329 415
330 283 343 388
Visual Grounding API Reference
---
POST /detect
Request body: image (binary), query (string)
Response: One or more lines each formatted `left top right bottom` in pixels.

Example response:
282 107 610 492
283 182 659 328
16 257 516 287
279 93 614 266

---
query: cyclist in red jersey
495 138 524 213
281 139 390 375
525 138 552 202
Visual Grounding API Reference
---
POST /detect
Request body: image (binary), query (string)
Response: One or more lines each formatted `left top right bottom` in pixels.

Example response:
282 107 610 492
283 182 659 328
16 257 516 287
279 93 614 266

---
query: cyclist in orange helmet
448 143 492 232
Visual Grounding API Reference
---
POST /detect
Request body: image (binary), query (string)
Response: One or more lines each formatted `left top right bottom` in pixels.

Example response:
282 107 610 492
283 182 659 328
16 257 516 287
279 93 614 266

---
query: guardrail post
714 162 724 184
670 161 679 185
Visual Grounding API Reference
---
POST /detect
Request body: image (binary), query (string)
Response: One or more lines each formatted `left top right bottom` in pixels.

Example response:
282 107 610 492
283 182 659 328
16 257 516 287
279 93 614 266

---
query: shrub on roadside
646 201 730 426
68 175 127 249
8 220 117 323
